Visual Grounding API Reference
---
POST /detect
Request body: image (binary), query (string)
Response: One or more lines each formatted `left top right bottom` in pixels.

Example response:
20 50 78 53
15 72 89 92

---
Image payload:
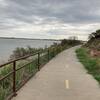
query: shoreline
0 39 61 65
0 37 60 41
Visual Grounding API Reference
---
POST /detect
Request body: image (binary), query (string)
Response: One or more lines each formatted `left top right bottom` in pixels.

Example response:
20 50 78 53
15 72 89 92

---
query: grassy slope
76 48 100 83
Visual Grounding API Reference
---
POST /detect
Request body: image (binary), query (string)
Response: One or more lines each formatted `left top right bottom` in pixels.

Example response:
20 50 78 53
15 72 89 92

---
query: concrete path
12 46 100 100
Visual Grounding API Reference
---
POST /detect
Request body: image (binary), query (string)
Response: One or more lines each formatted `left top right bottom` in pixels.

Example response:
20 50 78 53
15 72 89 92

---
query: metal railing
0 46 64 100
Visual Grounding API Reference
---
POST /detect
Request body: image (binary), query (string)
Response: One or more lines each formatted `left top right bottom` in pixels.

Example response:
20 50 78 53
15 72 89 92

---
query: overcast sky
0 0 100 40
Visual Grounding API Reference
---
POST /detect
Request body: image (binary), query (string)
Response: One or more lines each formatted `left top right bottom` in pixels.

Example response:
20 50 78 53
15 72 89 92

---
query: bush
9 46 43 60
61 39 81 46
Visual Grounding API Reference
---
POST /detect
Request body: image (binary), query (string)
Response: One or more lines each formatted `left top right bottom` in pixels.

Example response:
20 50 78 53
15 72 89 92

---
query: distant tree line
61 38 81 46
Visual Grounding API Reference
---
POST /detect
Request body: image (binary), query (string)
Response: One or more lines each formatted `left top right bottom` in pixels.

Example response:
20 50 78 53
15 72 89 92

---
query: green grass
76 48 100 83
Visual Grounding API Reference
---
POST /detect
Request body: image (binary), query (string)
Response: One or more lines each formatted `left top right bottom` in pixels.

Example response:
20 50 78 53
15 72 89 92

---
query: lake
0 38 60 63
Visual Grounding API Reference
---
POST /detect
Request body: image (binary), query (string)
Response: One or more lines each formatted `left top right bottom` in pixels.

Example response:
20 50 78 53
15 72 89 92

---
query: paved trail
12 46 100 100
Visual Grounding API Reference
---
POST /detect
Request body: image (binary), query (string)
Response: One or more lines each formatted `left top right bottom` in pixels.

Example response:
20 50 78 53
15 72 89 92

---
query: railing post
56 47 58 54
38 52 40 71
53 48 55 57
55 47 56 55
48 49 49 61
13 61 17 96
60 46 62 52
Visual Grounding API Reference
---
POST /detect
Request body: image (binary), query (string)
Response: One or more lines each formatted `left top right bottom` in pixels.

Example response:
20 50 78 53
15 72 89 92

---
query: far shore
0 37 61 41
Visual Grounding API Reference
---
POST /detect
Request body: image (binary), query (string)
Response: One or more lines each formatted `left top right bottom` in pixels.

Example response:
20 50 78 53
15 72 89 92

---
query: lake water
0 38 60 63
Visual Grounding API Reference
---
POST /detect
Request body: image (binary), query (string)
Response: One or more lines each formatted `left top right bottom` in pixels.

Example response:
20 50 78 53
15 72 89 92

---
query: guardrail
0 46 63 100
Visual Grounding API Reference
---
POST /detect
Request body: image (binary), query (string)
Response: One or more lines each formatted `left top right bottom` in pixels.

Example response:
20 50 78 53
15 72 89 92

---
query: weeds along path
12 46 100 100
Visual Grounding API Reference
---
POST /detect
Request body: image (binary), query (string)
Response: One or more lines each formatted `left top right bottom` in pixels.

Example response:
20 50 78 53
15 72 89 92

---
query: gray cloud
0 0 100 40
5 0 100 23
